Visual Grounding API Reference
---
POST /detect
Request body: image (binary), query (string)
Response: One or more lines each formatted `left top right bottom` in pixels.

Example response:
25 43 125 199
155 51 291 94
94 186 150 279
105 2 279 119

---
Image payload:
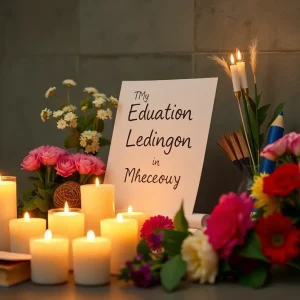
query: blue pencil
260 111 284 174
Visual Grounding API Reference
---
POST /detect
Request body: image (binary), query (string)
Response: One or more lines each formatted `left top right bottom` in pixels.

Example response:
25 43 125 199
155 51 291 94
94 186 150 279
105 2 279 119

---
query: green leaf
34 197 51 212
118 267 131 281
248 96 256 113
160 254 187 292
174 201 189 232
255 93 262 106
246 101 259 148
80 99 93 109
267 103 285 128
28 176 44 189
258 104 271 126
290 216 300 224
288 257 300 271
99 137 110 147
239 265 267 288
64 134 80 149
23 187 34 202
238 231 269 263
161 229 189 256
219 259 231 274
137 238 151 261
22 198 37 211
38 187 52 202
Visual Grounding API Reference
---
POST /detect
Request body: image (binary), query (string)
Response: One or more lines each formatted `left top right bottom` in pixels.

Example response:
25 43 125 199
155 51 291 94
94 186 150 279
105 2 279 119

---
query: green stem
79 174 86 185
46 166 52 186
254 83 260 166
51 168 56 183
36 170 44 185
67 88 70 105
84 111 87 125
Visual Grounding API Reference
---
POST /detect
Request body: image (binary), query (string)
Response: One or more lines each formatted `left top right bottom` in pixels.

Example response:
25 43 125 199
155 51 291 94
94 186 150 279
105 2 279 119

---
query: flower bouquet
20 79 118 218
211 39 284 173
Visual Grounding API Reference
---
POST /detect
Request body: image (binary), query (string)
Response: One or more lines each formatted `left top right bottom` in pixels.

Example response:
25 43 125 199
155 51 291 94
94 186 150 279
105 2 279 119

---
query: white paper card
105 78 218 216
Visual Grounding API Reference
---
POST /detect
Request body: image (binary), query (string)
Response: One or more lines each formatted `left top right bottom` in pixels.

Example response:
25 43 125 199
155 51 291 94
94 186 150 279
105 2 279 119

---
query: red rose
263 163 300 197
255 213 300 265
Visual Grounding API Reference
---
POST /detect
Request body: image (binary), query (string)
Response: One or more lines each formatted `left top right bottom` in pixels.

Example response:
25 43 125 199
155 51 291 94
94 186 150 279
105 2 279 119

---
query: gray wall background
0 0 299 213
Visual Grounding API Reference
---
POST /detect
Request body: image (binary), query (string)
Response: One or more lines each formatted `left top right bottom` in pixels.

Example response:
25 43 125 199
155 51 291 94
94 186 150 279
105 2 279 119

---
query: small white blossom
83 87 98 94
53 110 64 118
45 87 56 98
81 105 88 111
64 112 77 122
80 137 87 147
40 108 52 122
97 109 108 120
70 119 77 128
62 79 77 87
106 108 112 120
63 105 77 113
93 93 106 98
109 96 119 107
93 97 106 108
81 130 99 140
80 131 101 154
57 119 67 129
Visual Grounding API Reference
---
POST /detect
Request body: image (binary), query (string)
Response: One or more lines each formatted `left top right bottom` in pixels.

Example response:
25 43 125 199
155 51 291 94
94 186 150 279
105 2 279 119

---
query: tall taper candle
230 54 241 92
236 49 248 89
0 176 17 251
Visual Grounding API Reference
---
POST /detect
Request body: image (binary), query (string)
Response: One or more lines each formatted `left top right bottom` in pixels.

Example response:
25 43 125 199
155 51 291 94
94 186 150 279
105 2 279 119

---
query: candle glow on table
30 230 69 285
81 179 115 235
73 230 111 286
230 54 241 92
48 202 84 270
9 212 46 254
236 49 248 89
119 206 149 240
101 214 138 274
0 175 17 251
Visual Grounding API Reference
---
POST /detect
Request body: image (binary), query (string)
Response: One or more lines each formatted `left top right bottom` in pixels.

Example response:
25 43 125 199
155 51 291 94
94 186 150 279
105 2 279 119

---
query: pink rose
90 156 106 176
29 145 51 156
55 155 76 177
74 154 106 175
205 192 253 259
39 146 68 166
286 132 300 156
21 154 41 172
261 135 288 161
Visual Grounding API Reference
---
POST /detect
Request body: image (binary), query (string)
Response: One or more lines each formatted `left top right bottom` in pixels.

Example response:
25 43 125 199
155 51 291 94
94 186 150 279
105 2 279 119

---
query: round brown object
53 181 81 208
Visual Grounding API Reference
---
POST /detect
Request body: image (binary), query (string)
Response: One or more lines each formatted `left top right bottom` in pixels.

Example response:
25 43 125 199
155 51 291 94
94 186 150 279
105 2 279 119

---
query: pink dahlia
140 215 174 251
55 155 76 177
21 154 41 172
205 192 254 259
74 153 106 175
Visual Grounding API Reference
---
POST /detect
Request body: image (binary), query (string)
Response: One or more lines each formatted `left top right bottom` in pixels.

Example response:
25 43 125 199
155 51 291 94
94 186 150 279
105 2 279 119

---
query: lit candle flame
64 202 69 213
117 213 123 222
0 175 2 183
236 49 242 61
128 206 133 215
24 212 30 221
44 229 52 241
87 230 95 241
95 178 100 187
230 54 235 65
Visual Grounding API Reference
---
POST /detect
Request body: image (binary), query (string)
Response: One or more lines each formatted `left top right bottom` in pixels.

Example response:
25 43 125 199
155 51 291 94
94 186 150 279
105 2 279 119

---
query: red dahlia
140 215 174 251
263 163 300 197
255 213 300 265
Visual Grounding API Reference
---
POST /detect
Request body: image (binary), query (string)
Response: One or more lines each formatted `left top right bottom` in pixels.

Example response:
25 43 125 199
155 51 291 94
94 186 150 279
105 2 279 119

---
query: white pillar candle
0 175 17 251
73 230 111 286
81 179 115 235
30 230 69 285
101 214 137 274
48 203 84 270
230 54 241 92
119 206 149 241
9 212 46 254
236 49 248 89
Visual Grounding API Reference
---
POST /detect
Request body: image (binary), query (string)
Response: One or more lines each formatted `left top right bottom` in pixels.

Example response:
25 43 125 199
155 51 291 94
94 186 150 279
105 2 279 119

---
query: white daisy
106 108 112 120
81 105 88 111
57 119 67 129
97 109 108 120
40 108 52 122
53 110 64 118
62 79 77 87
63 105 77 113
109 96 119 107
93 93 106 98
64 112 77 122
83 87 98 94
45 87 56 98
93 97 106 108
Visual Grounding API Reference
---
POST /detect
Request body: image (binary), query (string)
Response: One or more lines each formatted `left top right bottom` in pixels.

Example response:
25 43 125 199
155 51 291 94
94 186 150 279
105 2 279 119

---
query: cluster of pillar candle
0 176 150 286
